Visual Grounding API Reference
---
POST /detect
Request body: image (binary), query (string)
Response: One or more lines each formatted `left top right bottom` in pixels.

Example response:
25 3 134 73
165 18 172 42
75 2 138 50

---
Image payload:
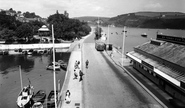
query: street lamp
107 25 110 44
122 26 126 66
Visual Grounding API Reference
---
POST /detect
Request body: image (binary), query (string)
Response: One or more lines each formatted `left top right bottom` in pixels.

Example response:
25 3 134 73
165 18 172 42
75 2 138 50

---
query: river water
101 27 185 53
0 52 70 108
1 27 185 108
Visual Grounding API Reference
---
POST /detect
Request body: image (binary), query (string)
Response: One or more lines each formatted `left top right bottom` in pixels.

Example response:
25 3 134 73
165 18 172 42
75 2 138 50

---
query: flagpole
122 26 126 67
52 24 57 108
19 65 23 90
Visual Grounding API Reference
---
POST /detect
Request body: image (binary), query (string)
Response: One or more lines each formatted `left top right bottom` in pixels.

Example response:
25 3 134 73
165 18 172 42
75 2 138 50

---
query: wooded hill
75 12 185 29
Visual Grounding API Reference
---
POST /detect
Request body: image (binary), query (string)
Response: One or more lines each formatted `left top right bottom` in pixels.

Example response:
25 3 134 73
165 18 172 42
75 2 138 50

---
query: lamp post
107 25 110 44
122 26 126 66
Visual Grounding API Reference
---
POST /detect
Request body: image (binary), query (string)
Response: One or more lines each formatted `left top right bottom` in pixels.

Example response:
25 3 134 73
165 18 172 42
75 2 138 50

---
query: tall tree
15 23 33 40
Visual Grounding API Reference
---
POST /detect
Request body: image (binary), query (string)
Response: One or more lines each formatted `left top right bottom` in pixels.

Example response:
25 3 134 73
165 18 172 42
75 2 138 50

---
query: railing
0 43 71 50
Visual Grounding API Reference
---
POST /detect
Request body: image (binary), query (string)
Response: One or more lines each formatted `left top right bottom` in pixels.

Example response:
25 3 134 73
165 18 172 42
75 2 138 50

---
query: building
38 25 51 43
126 34 185 106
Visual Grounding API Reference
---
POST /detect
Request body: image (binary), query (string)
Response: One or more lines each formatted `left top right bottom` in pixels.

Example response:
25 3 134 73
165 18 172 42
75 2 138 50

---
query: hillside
109 11 185 29
74 16 109 22
74 12 185 29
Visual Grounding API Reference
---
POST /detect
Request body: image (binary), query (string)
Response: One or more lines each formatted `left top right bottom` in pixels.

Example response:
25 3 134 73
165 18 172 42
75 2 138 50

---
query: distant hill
134 11 185 17
73 16 110 24
74 12 185 29
109 11 185 29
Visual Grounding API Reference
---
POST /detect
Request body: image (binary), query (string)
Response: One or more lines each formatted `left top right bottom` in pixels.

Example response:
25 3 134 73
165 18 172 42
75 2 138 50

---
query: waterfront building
38 25 51 43
127 34 185 105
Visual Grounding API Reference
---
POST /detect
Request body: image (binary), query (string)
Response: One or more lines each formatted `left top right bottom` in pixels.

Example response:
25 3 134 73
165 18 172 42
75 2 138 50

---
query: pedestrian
65 90 71 97
78 61 80 65
78 43 80 48
65 90 71 104
73 69 78 79
85 60 89 69
74 60 78 69
79 70 84 82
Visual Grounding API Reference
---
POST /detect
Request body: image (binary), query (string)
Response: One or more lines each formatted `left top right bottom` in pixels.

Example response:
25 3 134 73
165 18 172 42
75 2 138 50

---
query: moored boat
58 60 67 71
16 85 34 108
32 102 43 108
47 90 58 108
141 33 147 37
32 90 46 103
46 62 61 71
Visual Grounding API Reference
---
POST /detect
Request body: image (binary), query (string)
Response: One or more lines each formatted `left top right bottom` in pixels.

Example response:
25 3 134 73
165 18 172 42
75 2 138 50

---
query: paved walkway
58 32 92 108
58 44 83 108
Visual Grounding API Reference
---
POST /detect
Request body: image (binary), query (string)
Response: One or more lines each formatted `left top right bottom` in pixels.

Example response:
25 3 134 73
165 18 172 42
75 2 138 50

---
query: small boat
27 49 33 55
32 90 46 103
46 62 61 71
141 33 147 37
58 60 67 71
47 90 58 108
16 85 34 108
32 102 43 108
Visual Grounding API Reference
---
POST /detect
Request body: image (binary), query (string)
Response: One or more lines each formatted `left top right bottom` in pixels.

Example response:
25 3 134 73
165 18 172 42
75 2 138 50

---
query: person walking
73 69 78 79
79 70 84 82
85 60 89 69
65 90 71 104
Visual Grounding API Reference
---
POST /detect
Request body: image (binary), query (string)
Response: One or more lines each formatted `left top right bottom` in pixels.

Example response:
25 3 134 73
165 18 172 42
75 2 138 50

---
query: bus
95 41 105 51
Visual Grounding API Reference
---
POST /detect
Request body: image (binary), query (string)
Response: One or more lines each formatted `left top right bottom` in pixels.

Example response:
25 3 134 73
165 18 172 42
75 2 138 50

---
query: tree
47 12 91 40
15 23 33 40
0 28 15 40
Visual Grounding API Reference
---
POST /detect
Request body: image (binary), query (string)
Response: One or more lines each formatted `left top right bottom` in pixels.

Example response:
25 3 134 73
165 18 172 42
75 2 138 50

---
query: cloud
144 3 162 9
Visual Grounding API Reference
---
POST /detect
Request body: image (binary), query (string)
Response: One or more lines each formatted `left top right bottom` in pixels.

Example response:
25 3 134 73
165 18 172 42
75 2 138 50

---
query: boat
46 62 61 71
32 90 46 103
8 49 22 55
58 60 67 71
141 33 147 37
47 90 58 108
16 85 34 108
32 102 43 108
16 66 34 108
27 49 34 55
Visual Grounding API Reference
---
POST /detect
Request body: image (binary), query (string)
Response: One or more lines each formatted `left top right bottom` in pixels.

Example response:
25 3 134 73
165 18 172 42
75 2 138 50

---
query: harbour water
0 52 70 108
101 27 185 53
1 27 185 108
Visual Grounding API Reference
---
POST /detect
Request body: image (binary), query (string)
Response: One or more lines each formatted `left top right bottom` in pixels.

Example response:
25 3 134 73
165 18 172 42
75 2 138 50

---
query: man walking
85 60 89 69
79 70 84 82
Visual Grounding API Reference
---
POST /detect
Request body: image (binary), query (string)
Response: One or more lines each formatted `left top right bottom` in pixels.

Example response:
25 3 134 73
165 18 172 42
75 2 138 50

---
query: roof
136 41 185 68
127 51 185 84
38 25 50 31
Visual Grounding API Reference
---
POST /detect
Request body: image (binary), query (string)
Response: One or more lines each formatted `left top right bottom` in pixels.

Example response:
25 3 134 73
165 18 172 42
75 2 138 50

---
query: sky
0 0 185 18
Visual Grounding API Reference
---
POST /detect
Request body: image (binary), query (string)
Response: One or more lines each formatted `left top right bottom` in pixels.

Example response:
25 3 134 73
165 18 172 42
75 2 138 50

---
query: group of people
73 60 84 82
65 59 89 104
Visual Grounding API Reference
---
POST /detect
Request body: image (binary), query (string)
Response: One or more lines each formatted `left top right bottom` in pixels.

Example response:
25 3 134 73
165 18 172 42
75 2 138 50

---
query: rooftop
136 40 185 68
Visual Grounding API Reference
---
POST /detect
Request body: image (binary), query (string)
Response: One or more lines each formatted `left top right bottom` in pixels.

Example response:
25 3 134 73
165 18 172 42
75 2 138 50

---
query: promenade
58 33 91 108
58 30 169 108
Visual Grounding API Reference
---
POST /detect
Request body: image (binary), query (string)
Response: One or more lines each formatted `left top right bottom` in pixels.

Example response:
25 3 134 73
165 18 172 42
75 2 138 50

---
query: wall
0 43 71 50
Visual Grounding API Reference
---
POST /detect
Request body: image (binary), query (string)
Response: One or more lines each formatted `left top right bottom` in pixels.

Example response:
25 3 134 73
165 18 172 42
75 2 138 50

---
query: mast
52 24 57 108
19 65 23 90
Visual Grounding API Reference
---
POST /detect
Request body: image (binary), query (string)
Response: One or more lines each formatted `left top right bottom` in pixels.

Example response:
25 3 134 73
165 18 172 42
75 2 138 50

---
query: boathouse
126 34 185 105
38 25 51 43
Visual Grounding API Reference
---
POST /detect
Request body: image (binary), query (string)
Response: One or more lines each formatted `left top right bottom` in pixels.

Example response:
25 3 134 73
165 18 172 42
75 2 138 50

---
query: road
82 34 163 108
